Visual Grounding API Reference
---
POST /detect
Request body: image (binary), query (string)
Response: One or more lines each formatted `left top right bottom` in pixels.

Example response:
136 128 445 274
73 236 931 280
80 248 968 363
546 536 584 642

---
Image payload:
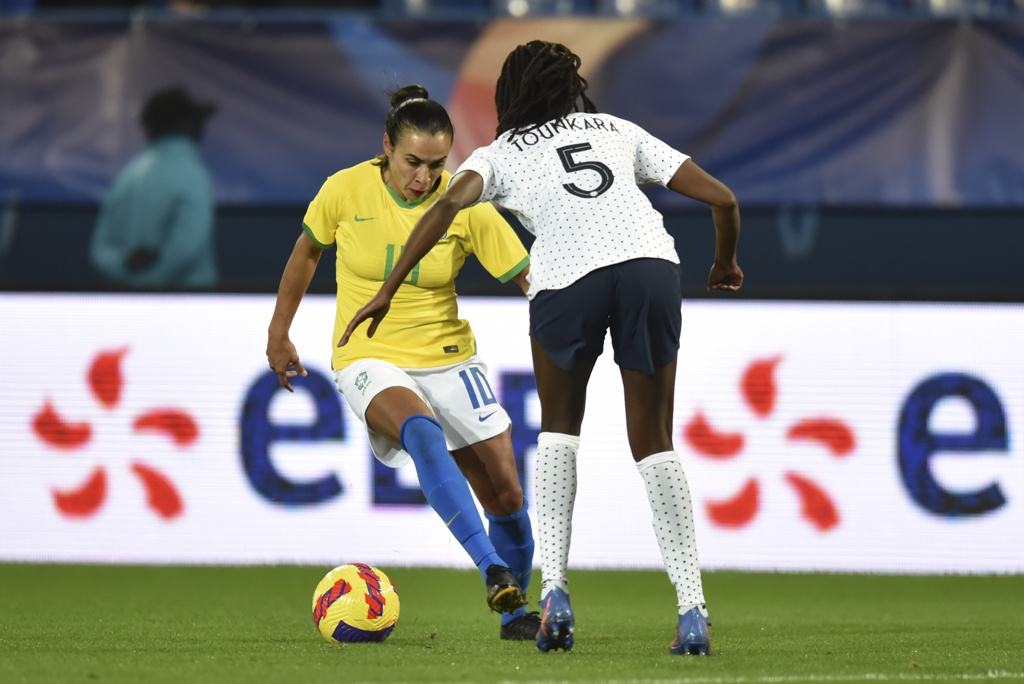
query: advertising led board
1 294 1021 573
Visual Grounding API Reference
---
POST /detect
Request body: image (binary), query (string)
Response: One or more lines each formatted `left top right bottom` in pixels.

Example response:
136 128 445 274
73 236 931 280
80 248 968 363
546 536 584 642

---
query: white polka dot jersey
452 112 689 300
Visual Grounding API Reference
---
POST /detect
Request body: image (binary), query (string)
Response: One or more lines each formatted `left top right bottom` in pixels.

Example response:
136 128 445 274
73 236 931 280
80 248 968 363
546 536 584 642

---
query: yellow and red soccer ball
312 563 400 643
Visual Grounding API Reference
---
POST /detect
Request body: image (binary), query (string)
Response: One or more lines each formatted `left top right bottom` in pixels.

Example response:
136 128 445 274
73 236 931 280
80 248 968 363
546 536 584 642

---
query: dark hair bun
390 84 430 108
373 84 452 170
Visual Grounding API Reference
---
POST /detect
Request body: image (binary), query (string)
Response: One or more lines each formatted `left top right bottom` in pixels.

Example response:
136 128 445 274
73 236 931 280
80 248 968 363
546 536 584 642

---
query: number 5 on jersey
557 142 614 198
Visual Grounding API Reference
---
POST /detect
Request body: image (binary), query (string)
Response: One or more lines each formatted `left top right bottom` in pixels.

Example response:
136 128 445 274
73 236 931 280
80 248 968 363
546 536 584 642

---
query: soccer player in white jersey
342 41 743 655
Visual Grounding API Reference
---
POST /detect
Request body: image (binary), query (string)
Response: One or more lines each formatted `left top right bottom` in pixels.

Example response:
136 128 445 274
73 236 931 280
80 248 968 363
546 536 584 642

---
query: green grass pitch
1 564 1022 684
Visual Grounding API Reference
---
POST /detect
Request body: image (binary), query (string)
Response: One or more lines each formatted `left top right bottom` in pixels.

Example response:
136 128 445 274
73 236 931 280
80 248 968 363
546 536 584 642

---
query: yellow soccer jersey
302 160 530 370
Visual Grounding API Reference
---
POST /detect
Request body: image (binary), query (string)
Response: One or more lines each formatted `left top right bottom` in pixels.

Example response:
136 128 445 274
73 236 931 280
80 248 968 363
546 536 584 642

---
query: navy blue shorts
528 258 682 375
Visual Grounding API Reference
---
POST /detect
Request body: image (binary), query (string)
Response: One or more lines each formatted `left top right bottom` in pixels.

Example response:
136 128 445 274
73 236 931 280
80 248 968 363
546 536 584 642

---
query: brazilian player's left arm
512 266 530 296
339 171 484 346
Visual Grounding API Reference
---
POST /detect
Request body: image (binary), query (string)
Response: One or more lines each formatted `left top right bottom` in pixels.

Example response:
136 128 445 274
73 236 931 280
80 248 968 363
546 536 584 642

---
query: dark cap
141 86 217 140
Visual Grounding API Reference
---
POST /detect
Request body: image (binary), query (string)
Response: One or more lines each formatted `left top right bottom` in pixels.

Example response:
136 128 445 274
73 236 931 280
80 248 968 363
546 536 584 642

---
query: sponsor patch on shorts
443 345 459 354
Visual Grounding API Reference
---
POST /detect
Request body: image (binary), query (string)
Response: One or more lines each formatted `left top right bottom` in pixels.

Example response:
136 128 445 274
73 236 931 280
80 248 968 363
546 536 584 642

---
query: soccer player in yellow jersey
266 85 539 640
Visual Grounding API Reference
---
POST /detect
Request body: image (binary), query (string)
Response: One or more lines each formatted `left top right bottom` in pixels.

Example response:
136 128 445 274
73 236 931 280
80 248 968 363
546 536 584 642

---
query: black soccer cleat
485 564 527 614
500 610 541 641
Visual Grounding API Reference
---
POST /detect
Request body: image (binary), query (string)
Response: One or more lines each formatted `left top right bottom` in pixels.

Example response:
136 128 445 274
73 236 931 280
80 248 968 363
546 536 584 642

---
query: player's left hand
339 292 392 346
708 261 743 291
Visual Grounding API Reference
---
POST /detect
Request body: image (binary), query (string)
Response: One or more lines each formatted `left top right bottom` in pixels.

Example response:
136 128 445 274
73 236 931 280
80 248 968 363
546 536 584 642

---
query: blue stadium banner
2 17 1024 206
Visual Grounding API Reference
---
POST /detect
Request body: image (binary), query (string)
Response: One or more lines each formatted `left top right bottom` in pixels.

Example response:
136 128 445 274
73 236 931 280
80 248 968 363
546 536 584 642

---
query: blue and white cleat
536 587 575 652
670 606 711 655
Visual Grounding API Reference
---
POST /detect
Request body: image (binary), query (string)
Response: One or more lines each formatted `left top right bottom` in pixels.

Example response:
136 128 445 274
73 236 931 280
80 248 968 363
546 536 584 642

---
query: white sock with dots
535 432 579 599
637 451 706 613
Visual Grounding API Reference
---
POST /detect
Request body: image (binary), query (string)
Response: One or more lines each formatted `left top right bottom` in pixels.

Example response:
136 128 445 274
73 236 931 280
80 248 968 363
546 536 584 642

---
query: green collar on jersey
382 176 439 210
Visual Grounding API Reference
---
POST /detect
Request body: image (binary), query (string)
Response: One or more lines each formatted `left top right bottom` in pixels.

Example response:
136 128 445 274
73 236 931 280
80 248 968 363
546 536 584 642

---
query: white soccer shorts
333 355 512 468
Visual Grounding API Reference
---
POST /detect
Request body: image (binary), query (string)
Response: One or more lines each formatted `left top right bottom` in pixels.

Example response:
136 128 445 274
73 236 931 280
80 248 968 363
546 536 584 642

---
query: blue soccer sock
401 415 505 580
485 500 534 594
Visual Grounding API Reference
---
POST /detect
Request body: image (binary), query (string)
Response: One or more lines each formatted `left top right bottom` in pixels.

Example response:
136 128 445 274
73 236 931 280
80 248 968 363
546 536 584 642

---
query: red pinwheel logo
684 357 856 532
31 348 198 520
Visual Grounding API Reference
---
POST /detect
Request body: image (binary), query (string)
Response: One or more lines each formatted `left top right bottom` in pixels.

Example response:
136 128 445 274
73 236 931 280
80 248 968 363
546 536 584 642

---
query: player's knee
630 442 674 463
628 431 674 462
540 413 584 436
483 482 523 517
500 486 524 516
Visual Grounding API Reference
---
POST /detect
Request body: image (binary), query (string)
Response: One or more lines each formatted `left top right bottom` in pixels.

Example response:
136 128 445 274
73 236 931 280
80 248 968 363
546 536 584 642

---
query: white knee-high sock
637 451 706 612
535 432 579 598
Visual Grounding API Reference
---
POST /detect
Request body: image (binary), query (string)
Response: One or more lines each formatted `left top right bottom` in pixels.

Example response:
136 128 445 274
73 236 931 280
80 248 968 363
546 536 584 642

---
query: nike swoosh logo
479 412 497 422
354 215 376 222
445 511 460 527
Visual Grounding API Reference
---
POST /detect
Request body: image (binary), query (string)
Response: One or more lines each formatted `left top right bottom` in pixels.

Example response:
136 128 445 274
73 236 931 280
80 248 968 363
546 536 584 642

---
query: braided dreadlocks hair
494 40 597 139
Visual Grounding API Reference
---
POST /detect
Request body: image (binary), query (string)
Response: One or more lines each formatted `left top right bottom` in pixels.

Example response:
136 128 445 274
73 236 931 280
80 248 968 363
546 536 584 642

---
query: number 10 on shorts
459 368 497 409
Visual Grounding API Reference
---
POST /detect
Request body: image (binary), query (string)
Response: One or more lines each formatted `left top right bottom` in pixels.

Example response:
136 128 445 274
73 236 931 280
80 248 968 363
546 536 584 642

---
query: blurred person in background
89 86 219 289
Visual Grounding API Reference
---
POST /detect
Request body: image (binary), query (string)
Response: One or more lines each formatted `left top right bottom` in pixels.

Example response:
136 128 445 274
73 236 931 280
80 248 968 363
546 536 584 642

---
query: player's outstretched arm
267 231 323 391
339 171 485 345
667 159 743 291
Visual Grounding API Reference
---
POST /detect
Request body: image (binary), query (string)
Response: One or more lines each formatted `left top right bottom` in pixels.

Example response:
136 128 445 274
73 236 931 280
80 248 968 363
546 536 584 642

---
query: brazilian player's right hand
339 292 392 348
267 334 307 392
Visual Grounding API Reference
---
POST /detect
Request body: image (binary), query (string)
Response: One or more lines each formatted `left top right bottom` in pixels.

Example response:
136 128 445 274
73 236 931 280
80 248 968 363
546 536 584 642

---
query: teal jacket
90 136 219 287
